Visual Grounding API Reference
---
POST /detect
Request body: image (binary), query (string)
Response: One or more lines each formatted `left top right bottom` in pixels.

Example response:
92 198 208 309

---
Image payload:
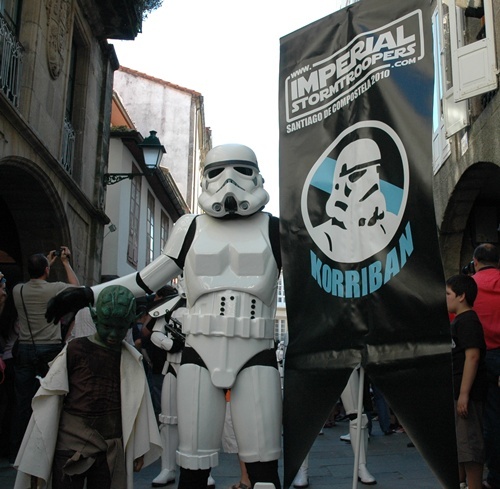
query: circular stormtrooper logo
301 121 409 263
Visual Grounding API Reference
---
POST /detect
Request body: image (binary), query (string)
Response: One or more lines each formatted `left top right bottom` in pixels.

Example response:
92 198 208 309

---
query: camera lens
461 260 475 275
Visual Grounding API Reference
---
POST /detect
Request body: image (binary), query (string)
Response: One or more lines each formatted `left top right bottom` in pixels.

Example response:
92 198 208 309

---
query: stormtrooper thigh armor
340 369 376 485
231 364 282 463
176 357 282 470
176 362 226 469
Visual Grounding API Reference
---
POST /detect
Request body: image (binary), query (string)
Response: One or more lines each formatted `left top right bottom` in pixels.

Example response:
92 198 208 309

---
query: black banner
279 1 458 487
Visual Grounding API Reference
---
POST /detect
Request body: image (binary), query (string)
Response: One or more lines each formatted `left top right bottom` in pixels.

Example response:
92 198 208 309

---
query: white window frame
448 0 497 101
127 167 141 268
146 191 155 266
432 5 453 173
160 211 170 253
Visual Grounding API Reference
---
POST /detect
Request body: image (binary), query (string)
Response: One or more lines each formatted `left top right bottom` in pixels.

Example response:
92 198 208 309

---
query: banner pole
352 366 365 489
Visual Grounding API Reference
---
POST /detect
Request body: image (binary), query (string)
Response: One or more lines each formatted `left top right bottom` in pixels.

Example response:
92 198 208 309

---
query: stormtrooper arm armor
150 302 175 352
92 255 182 300
45 251 182 326
149 293 187 352
92 214 197 300
151 326 175 352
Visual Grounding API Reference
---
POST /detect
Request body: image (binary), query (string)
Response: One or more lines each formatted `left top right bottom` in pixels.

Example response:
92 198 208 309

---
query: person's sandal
232 483 250 489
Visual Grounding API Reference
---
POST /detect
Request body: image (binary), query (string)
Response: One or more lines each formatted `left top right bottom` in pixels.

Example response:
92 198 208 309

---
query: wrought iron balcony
0 14 23 107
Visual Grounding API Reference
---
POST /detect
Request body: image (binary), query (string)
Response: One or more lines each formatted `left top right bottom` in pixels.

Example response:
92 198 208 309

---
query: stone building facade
113 67 211 214
102 92 192 279
0 1 157 285
431 0 499 277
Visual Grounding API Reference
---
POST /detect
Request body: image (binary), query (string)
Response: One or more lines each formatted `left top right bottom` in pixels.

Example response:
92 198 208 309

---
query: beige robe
14 341 162 488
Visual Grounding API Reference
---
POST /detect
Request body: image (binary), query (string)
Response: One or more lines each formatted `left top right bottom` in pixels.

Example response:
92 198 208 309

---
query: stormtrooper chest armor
182 213 278 340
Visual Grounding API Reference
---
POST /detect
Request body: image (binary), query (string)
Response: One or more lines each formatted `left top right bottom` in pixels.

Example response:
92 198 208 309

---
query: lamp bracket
103 172 145 187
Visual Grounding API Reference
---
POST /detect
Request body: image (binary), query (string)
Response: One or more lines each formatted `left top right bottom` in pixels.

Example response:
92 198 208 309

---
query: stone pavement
0 418 443 488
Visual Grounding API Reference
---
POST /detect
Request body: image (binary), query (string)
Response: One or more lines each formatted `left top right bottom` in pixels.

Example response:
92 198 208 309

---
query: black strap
268 214 282 270
173 216 198 269
165 296 186 323
135 273 154 295
20 285 39 356
172 214 281 271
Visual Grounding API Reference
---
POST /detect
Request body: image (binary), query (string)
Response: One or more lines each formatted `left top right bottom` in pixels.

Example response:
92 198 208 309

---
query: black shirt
451 310 487 401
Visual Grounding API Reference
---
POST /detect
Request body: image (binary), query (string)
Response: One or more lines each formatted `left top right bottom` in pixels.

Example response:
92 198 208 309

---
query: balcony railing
61 118 75 175
0 15 23 108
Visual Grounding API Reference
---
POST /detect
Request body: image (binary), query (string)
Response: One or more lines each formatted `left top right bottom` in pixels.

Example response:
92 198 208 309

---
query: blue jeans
485 349 500 487
149 372 163 419
11 343 63 460
372 382 392 433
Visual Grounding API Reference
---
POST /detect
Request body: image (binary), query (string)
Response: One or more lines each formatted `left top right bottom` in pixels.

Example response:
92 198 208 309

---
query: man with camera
10 247 79 462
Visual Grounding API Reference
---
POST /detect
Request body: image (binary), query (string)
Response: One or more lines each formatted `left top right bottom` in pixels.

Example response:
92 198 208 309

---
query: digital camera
461 260 475 275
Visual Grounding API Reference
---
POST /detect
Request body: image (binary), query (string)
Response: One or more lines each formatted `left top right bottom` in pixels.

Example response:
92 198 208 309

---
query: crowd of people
0 248 500 489
467 244 500 489
0 143 498 489
1 242 498 489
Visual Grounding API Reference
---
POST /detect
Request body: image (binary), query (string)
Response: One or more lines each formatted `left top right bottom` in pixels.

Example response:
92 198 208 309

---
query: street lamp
103 130 166 187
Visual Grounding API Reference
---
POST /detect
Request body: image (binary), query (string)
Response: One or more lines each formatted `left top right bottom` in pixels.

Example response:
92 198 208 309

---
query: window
274 319 287 342
432 5 452 172
127 168 141 267
433 1 472 172
62 19 89 181
160 211 170 252
61 39 78 175
146 192 155 265
0 0 23 106
448 0 497 101
277 275 286 306
0 0 21 34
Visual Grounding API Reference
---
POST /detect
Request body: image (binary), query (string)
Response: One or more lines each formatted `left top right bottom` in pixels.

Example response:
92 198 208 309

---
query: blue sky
113 1 346 215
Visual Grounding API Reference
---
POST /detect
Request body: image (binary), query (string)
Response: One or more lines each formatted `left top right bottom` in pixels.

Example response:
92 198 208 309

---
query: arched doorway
439 162 500 277
0 157 72 285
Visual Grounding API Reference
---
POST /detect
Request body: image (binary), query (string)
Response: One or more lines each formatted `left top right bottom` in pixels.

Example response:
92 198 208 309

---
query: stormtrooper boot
152 423 178 487
207 474 216 489
340 432 351 442
350 414 376 485
292 455 309 488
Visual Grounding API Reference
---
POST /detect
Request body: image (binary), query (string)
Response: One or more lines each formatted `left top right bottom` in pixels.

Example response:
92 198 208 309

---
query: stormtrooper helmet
198 144 270 217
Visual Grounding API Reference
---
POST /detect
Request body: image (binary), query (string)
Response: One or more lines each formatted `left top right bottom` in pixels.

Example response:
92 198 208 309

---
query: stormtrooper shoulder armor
163 214 198 260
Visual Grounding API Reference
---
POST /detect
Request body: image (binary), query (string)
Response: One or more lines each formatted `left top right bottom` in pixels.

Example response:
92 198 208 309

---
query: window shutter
448 0 497 102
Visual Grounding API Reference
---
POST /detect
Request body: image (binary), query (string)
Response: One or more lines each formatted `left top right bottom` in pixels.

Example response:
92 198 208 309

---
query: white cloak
14 340 162 488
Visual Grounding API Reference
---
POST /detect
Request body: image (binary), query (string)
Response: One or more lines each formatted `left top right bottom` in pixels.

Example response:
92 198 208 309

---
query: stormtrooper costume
47 144 283 489
339 368 376 485
291 368 376 488
148 287 216 489
149 291 185 487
